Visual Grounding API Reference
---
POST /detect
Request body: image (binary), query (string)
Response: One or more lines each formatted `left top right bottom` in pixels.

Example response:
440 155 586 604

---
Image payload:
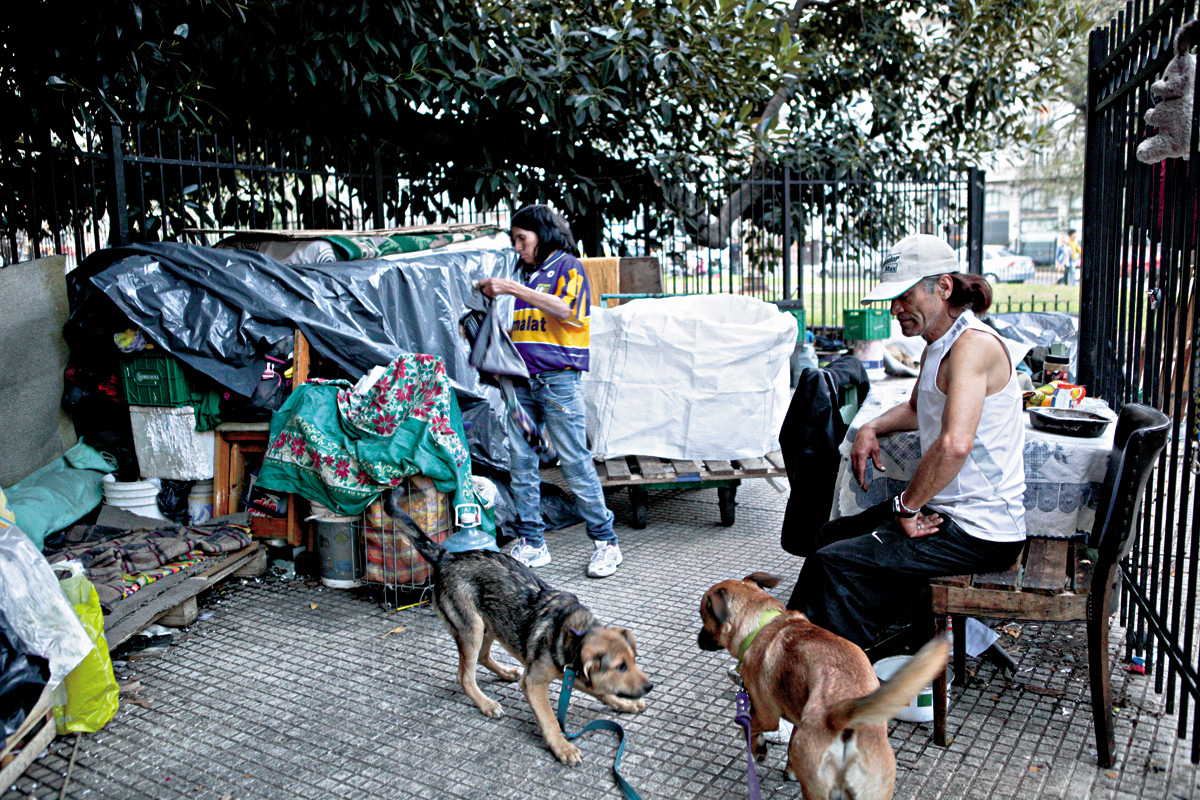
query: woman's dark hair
921 273 992 314
510 204 578 264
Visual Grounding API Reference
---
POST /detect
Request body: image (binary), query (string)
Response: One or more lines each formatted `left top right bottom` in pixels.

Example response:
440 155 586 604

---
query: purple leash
734 689 763 800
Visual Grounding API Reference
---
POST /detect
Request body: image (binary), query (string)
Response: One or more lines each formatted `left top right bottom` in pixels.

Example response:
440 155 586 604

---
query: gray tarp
69 241 519 468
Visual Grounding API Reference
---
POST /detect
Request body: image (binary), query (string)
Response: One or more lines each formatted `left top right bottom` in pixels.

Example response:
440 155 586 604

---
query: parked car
958 245 1037 283
1013 234 1060 267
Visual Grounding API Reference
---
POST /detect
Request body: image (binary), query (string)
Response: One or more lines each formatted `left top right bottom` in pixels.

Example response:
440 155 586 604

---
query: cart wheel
629 487 649 530
718 486 737 526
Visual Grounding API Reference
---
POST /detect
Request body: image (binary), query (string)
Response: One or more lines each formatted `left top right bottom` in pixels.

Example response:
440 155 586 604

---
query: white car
958 245 1037 283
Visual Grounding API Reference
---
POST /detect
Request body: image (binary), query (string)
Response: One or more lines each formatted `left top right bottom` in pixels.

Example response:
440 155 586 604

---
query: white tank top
917 310 1027 543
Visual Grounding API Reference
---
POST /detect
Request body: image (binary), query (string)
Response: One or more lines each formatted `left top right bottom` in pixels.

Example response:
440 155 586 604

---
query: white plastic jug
187 479 215 524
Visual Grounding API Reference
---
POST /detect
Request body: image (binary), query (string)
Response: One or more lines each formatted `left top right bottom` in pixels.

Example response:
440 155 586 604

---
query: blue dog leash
557 668 643 800
733 689 763 800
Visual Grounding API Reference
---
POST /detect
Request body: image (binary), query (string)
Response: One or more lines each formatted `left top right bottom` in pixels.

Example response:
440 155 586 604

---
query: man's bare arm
850 383 920 490
900 331 1000 509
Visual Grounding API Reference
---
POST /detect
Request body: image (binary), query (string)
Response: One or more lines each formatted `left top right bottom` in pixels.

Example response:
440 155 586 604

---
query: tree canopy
2 0 1091 242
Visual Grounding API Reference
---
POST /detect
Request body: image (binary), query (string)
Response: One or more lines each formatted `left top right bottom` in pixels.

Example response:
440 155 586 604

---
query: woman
475 205 622 578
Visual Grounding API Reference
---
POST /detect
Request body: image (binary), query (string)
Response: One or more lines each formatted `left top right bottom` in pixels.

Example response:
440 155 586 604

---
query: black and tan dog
387 500 653 765
698 572 949 800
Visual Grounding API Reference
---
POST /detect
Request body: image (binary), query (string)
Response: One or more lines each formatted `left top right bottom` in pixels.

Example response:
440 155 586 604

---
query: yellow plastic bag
52 563 119 734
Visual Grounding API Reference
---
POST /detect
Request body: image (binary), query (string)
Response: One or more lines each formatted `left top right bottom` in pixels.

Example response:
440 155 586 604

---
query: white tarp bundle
582 294 796 461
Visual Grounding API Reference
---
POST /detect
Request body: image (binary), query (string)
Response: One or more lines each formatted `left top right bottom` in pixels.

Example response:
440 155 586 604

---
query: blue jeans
506 369 616 548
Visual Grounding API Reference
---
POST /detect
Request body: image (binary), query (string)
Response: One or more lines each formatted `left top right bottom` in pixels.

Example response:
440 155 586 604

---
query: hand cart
595 452 786 529
591 294 790 529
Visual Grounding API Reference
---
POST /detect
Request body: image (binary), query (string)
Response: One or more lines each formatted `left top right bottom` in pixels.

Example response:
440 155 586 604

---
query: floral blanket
256 353 491 534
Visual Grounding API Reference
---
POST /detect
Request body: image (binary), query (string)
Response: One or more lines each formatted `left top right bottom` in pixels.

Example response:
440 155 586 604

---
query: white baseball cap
860 234 961 304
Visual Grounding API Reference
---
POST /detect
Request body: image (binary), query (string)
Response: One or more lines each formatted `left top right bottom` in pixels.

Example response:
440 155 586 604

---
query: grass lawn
797 278 1079 328
659 268 1079 328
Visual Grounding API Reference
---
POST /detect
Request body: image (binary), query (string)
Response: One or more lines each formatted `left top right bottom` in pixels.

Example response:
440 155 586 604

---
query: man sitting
786 234 1028 652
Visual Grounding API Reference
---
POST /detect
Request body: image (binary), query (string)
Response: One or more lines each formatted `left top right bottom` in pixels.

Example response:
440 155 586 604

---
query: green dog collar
737 608 783 664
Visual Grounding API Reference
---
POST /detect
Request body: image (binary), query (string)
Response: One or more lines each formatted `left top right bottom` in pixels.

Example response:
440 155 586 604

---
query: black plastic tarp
67 241 520 468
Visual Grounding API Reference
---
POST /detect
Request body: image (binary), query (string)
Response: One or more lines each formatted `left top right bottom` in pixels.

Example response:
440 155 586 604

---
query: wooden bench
929 403 1170 767
595 451 785 528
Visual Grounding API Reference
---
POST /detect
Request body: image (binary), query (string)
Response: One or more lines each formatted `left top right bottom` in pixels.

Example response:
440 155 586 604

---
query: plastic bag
1 606 51 739
0 525 92 689
52 562 119 734
461 292 529 382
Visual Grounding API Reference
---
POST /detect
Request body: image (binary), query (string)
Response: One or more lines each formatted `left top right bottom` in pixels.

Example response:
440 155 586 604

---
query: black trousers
786 500 1026 649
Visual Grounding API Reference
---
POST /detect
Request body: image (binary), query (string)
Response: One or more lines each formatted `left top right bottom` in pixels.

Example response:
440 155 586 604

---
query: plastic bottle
442 502 499 552
790 340 819 386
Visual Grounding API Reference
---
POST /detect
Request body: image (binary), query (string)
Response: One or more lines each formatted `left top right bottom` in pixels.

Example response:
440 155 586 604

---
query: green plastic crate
120 350 196 407
843 308 891 341
787 308 806 341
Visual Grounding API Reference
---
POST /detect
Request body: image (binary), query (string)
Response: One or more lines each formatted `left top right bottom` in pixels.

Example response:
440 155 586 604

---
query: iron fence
1078 0 1200 760
2 119 985 327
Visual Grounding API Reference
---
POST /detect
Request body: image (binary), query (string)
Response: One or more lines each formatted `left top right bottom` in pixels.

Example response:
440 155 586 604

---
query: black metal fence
1078 0 1200 760
1 118 992 327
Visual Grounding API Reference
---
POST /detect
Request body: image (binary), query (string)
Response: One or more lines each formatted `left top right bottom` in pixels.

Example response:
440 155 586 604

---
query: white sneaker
509 538 551 568
764 718 794 745
587 540 623 578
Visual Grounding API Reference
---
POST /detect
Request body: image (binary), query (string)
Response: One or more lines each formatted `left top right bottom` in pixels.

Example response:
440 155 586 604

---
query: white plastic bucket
188 479 215 524
872 655 952 723
102 475 167 521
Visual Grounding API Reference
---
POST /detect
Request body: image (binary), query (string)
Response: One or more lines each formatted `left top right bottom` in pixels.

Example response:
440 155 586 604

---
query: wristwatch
892 494 919 518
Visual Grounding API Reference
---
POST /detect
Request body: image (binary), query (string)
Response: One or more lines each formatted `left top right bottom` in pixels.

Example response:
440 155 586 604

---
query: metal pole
374 149 386 227
105 121 130 247
967 167 985 275
1077 27 1107 395
783 166 793 301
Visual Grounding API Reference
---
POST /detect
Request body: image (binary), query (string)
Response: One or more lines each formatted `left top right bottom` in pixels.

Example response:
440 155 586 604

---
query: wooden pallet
103 543 266 651
595 451 786 528
0 685 54 794
595 451 786 486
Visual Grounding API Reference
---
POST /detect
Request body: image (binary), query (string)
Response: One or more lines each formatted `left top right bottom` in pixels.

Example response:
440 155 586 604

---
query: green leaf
174 24 189 38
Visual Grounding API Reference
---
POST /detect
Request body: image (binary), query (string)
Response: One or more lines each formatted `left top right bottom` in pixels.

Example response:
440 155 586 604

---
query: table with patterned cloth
831 378 1118 539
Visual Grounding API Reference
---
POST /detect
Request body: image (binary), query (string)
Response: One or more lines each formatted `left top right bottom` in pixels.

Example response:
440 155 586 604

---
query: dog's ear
582 653 603 683
617 628 637 657
706 587 730 626
743 572 782 589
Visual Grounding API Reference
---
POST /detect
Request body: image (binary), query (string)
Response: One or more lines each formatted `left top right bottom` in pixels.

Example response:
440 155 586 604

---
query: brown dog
698 572 949 800
388 502 653 765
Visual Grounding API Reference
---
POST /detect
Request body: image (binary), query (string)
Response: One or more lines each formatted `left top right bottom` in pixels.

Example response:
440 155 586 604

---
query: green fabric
190 388 222 432
8 440 116 549
323 228 502 261
256 354 493 538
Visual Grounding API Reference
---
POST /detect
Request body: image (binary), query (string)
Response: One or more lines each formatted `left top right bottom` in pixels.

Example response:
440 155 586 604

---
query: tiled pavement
7 479 1200 800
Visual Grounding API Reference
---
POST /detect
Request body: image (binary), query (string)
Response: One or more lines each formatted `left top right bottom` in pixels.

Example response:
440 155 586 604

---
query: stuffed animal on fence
1137 20 1198 164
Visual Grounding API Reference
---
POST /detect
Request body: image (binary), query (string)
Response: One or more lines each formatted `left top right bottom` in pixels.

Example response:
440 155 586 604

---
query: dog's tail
827 636 950 730
384 491 449 565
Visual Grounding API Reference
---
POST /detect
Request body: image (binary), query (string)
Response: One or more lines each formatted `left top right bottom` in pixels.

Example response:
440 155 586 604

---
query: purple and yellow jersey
511 250 591 374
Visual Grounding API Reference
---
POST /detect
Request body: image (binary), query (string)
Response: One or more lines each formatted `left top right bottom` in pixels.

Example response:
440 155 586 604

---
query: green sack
52 563 119 734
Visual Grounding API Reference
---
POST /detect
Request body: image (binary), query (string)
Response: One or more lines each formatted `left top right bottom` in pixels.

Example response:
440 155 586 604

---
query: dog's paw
606 697 647 714
784 766 798 782
476 698 504 718
753 735 768 762
551 739 583 766
495 664 521 682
